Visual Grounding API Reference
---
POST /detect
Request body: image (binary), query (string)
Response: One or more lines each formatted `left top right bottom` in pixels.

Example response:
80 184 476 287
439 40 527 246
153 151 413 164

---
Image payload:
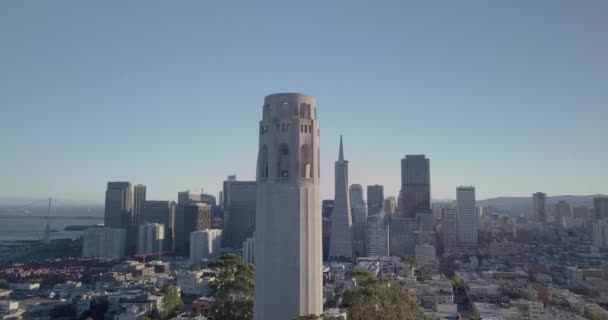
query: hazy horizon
1 1 607 202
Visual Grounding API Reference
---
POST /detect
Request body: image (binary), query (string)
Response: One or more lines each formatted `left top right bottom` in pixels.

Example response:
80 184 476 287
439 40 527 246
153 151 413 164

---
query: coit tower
253 93 323 320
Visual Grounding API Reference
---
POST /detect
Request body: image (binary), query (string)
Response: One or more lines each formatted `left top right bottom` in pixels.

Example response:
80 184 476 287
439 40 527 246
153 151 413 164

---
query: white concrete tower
254 93 322 320
329 136 354 261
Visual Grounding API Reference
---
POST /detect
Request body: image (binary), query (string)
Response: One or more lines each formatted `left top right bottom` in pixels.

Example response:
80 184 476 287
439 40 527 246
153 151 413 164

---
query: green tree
162 286 184 319
342 270 418 320
0 279 8 289
208 254 254 320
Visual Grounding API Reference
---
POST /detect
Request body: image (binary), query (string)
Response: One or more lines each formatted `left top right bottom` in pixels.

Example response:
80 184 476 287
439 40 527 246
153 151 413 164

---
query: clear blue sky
1 1 606 203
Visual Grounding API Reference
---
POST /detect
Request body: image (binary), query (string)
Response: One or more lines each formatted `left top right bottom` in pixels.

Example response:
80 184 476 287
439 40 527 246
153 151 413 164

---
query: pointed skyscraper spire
338 135 344 161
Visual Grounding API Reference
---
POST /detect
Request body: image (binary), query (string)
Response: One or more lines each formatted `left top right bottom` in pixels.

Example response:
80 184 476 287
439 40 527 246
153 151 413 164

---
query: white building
176 271 212 296
190 229 222 264
329 136 354 261
242 234 255 264
592 220 608 248
82 227 126 260
457 186 477 247
415 244 438 271
366 211 389 257
562 216 583 229
253 93 323 320
137 223 165 255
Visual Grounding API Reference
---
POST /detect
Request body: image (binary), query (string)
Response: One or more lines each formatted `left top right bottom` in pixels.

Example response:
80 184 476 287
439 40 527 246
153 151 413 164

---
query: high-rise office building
572 206 591 220
141 201 176 250
533 192 547 223
416 208 434 232
137 223 165 255
221 178 256 251
104 182 133 228
322 199 334 218
553 200 571 225
366 211 389 257
349 184 364 208
416 207 435 245
349 184 366 257
329 136 353 261
594 197 608 220
133 184 146 225
322 200 334 261
190 229 222 263
400 155 430 218
253 93 323 320
384 196 396 215
82 227 126 260
592 220 608 248
175 190 203 255
440 208 458 254
183 203 212 254
389 217 417 257
352 204 368 258
367 185 384 216
457 186 477 247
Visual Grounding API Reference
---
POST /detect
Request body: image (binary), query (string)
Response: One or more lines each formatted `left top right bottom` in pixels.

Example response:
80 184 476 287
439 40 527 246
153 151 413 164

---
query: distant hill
477 195 607 215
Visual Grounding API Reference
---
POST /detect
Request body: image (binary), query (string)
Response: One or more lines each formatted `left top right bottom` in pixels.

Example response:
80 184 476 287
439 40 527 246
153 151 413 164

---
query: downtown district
2 93 608 320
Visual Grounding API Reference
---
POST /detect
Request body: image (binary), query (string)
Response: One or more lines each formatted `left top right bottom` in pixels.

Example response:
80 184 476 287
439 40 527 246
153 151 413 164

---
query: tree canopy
162 286 184 319
208 254 254 320
342 270 418 320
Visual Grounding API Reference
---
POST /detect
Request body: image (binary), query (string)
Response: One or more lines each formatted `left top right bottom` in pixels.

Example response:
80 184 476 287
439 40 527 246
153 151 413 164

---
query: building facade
367 211 389 257
594 197 608 220
384 196 396 215
183 203 212 254
533 192 547 223
137 223 165 255
592 220 608 248
221 178 257 251
367 185 384 216
141 200 176 250
104 182 133 228
553 200 571 225
457 186 477 247
389 217 417 257
242 234 255 265
352 204 368 258
175 190 203 255
82 228 126 260
349 184 364 208
440 208 458 253
190 229 222 264
322 199 334 261
253 93 323 320
400 155 430 218
132 184 146 225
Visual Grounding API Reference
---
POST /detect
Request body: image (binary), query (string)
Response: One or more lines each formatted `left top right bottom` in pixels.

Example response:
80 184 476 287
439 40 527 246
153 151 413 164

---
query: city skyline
1 2 607 202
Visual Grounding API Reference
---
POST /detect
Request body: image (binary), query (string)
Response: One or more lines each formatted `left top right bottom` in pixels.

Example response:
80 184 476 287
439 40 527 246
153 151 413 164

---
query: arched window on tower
277 143 290 178
300 144 313 178
299 103 306 118
260 145 268 179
